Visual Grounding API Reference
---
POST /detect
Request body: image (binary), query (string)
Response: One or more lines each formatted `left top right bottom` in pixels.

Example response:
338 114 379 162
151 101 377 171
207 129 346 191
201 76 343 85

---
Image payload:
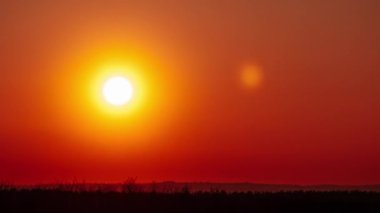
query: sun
102 76 134 106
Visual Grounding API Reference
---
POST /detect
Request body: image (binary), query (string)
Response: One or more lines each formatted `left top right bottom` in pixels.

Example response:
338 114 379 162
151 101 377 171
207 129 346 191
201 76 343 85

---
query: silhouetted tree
122 177 140 193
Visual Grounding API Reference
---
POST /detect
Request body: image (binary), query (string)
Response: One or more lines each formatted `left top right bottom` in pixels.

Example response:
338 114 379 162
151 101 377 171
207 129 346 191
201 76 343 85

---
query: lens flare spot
241 64 263 89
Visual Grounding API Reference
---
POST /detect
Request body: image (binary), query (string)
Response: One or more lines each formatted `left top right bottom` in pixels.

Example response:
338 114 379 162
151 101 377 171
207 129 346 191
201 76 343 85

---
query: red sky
0 0 380 185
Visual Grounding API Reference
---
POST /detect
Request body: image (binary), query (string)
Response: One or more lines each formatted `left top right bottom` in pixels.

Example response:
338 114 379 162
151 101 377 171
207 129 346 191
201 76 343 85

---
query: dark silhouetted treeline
1 188 380 213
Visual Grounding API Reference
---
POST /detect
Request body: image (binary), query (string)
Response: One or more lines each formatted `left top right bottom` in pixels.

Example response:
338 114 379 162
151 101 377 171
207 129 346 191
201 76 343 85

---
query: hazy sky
0 0 379 184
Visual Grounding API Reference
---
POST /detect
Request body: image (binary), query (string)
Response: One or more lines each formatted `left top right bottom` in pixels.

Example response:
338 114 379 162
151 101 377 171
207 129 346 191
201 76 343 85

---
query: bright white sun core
102 76 134 106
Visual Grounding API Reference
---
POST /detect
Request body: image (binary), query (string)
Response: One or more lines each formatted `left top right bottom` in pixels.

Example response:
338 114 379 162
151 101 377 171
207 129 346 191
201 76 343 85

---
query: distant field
7 182 380 193
1 189 380 213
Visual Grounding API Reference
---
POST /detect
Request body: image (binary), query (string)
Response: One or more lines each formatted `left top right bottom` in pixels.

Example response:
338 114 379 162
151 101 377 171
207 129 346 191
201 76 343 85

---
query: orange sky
0 0 380 185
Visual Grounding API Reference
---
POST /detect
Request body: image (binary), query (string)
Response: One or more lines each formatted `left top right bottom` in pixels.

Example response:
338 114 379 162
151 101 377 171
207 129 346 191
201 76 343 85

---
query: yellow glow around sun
51 41 183 147
102 76 134 106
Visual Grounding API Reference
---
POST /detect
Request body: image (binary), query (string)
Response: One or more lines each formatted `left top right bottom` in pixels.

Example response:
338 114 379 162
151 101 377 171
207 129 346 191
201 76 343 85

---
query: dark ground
1 189 380 213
